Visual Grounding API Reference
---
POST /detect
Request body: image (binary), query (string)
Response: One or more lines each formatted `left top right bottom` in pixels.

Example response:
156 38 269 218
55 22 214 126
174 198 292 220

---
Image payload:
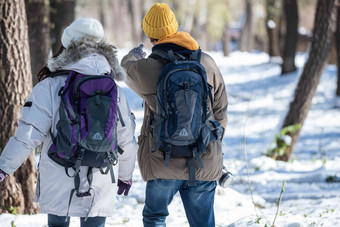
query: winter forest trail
0 50 339 226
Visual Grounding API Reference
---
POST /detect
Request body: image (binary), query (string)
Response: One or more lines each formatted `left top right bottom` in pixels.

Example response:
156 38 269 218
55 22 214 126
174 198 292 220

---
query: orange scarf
156 31 199 51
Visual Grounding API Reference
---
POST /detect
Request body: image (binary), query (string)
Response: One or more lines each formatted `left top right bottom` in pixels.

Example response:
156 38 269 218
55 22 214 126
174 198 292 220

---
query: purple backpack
48 71 121 220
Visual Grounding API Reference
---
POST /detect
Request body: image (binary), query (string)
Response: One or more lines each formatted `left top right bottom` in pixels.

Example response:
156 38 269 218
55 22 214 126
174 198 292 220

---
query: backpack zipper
83 110 89 131
170 102 176 127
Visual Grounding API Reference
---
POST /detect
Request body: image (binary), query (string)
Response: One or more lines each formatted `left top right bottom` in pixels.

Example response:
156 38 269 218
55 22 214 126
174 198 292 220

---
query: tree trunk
265 0 281 57
140 0 154 47
276 0 337 161
128 0 143 46
110 0 130 47
239 0 254 52
99 0 106 29
50 0 75 54
223 23 230 56
183 0 196 33
188 0 208 50
281 0 298 75
190 0 200 41
25 0 50 86
0 0 38 214
336 4 340 96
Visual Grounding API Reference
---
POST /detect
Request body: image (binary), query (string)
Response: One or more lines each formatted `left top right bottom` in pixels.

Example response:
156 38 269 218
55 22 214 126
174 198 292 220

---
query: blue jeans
47 214 106 227
143 179 216 227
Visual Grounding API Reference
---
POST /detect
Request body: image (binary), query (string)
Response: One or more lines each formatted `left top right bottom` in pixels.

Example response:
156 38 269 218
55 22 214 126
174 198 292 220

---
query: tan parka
121 33 228 182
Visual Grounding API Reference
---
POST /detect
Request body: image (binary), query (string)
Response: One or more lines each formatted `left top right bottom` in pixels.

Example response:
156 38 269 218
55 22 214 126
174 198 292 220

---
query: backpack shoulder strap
166 50 177 61
151 48 202 63
149 49 171 64
47 70 72 78
150 49 186 64
190 49 200 61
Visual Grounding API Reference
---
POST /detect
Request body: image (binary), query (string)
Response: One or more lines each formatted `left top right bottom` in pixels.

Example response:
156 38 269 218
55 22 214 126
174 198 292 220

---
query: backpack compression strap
99 164 116 183
65 166 95 222
65 150 118 221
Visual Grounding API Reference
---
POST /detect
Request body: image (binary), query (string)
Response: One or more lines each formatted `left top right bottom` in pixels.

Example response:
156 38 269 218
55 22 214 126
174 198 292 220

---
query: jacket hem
142 175 220 182
40 208 114 218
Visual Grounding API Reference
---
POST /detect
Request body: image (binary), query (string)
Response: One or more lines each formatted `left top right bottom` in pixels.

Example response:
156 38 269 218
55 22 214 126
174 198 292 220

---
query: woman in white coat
0 18 138 227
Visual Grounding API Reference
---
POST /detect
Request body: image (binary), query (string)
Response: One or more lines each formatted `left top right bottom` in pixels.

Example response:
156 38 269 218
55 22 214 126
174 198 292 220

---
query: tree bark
25 0 50 86
265 0 281 57
281 0 298 75
336 4 340 96
276 0 338 161
0 0 38 214
50 0 75 54
239 0 254 52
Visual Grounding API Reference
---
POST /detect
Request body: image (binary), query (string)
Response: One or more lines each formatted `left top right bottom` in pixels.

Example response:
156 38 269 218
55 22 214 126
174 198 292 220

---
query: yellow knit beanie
142 3 178 39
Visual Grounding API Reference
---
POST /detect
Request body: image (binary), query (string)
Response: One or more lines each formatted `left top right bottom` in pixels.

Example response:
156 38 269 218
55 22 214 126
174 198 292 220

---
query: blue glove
129 44 146 59
117 179 132 196
0 169 8 182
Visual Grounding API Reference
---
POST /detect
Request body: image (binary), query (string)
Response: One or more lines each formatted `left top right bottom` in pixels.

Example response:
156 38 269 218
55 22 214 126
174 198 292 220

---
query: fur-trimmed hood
47 38 126 81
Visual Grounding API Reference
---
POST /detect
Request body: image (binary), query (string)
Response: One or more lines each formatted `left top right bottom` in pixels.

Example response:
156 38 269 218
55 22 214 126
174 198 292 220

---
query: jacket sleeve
212 69 228 131
202 53 228 131
121 53 149 99
0 79 53 175
116 86 138 181
121 53 162 112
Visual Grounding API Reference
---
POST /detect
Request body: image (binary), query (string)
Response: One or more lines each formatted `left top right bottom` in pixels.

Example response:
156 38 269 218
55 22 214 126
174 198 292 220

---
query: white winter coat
0 39 138 217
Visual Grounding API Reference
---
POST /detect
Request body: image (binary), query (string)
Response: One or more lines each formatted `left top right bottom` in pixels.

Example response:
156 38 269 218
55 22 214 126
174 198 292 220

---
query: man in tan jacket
121 3 228 227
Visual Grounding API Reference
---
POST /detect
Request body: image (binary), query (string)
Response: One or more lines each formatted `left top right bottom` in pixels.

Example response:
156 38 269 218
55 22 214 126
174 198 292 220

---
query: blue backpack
47 70 123 220
151 49 224 185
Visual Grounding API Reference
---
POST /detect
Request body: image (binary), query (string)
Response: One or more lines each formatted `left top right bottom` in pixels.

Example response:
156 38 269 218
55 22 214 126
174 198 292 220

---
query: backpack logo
92 132 103 140
179 128 188 137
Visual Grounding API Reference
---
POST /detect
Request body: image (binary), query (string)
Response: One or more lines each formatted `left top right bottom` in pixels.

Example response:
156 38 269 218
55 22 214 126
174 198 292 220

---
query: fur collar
47 38 126 81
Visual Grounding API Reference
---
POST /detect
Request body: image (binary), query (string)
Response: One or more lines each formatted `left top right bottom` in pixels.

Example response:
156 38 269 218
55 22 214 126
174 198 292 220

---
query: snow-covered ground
1 50 340 227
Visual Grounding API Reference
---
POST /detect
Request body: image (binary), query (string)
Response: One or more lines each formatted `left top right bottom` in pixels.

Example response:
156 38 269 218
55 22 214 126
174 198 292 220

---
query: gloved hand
0 169 8 182
129 44 146 59
117 179 132 196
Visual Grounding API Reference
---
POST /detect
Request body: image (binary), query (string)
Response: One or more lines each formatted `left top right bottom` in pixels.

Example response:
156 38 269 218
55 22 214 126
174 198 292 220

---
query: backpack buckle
108 154 114 163
77 148 85 160
76 190 91 197
71 120 78 125
183 82 189 90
